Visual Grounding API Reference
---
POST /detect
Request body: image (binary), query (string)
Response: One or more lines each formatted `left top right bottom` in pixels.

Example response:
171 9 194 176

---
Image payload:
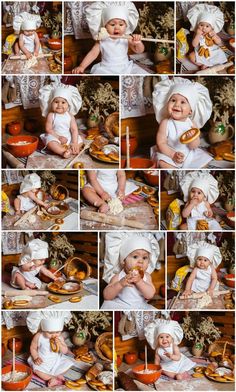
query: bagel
12 300 29 307
224 374 235 381
51 225 60 230
69 296 82 303
192 372 204 378
130 266 144 278
222 153 235 162
50 338 59 353
4 300 13 309
65 380 83 390
75 378 87 385
55 218 64 224
48 295 61 303
73 162 84 169
194 366 205 373
89 380 105 387
180 128 200 144
108 152 119 161
98 153 112 161
132 186 142 195
153 207 159 215
142 186 155 195
215 376 228 382
147 196 159 207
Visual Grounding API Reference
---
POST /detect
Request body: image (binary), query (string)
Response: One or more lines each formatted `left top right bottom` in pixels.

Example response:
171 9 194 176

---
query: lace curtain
64 1 91 39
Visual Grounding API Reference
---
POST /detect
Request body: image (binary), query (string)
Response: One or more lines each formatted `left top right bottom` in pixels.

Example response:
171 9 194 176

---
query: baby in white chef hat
101 233 160 309
179 171 222 231
27 311 73 387
144 319 195 379
182 241 222 298
39 83 83 158
152 77 212 169
72 1 148 75
187 4 228 70
14 173 48 215
13 12 42 59
11 239 59 289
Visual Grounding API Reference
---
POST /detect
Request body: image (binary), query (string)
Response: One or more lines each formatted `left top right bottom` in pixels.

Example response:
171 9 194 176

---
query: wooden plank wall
52 170 78 199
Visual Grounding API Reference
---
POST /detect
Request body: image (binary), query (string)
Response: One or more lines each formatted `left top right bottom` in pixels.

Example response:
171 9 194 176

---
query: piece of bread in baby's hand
129 266 144 278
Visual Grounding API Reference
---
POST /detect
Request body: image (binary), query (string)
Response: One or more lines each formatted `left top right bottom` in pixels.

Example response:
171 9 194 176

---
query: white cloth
26 311 72 334
119 236 152 263
187 4 225 33
39 83 82 117
28 334 73 375
101 269 156 310
13 12 42 33
20 173 41 193
157 345 195 373
86 1 139 39
20 239 49 265
187 201 222 230
152 77 212 128
90 38 149 75
40 112 83 146
102 232 160 283
144 319 184 348
156 118 212 168
17 195 36 211
11 266 42 289
180 171 219 204
195 35 227 67
187 241 222 268
191 265 219 292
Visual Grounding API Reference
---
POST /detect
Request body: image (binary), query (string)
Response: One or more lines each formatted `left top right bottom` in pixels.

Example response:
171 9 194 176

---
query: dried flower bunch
77 80 119 120
182 314 221 347
41 10 62 34
49 234 75 262
219 2 235 27
67 311 112 336
39 170 56 192
215 171 235 202
220 239 235 268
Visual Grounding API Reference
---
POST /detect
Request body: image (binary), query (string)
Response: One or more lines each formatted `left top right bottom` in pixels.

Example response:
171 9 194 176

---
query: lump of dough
197 292 212 308
24 55 38 69
108 197 124 215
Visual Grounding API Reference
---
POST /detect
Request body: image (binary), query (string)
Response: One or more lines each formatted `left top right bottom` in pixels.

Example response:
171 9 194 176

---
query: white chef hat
152 77 212 128
85 1 139 39
20 173 41 194
187 241 222 268
13 12 42 33
102 233 160 283
187 4 225 34
26 311 72 334
19 239 48 266
179 171 219 204
144 319 183 349
39 83 82 117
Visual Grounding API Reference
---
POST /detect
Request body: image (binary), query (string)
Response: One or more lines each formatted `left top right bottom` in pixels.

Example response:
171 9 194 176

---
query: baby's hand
182 289 192 298
120 276 133 288
208 30 216 38
34 51 39 57
101 191 111 202
164 352 172 359
189 198 199 206
196 28 203 36
207 289 214 297
131 34 142 43
72 66 85 74
33 356 43 365
173 151 184 163
117 190 125 200
204 209 213 218
58 136 68 144
70 143 81 154
25 52 33 60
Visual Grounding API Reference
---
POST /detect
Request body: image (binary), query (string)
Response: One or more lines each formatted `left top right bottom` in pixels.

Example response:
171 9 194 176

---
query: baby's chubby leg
81 187 109 213
189 51 207 69
46 141 72 159
33 369 64 386
13 272 30 289
14 198 21 214
159 160 178 169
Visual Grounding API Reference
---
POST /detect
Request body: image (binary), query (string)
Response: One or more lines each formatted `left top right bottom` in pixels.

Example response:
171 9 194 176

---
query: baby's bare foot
99 203 109 213
48 377 64 387
200 65 208 70
63 149 72 159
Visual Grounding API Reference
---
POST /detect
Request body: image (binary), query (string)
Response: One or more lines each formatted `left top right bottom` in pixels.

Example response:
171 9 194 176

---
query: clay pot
154 45 172 63
121 157 155 169
116 354 122 367
64 55 73 71
7 121 21 136
8 338 23 353
87 115 100 128
24 118 38 133
133 364 161 384
192 342 204 357
124 351 138 365
121 135 138 156
224 199 234 212
155 60 172 74
51 30 62 39
226 24 235 36
72 331 91 347
208 121 234 144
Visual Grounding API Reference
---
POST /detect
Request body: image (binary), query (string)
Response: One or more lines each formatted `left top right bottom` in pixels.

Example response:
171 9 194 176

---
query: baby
14 173 48 214
72 1 148 75
187 4 227 70
101 233 160 309
183 242 222 297
152 77 212 168
180 171 222 231
11 239 59 289
39 83 83 158
27 311 73 387
145 319 195 380
13 12 42 59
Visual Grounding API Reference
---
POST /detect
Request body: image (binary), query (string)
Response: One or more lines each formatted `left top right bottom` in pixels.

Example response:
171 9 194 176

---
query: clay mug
7 121 21 136
208 121 234 144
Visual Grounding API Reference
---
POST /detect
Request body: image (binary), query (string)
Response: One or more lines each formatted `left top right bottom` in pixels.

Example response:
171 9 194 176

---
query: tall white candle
126 126 130 168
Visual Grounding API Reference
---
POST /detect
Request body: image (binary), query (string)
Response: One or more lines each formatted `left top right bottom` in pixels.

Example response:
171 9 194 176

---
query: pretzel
179 128 200 144
205 34 214 47
133 186 142 195
65 380 83 389
12 300 29 307
48 295 61 303
142 186 155 195
69 296 82 303
50 338 59 353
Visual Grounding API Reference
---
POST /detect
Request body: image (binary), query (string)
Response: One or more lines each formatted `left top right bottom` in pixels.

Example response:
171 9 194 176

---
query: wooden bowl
224 274 235 288
121 158 155 169
143 170 159 186
7 135 38 157
132 364 162 384
47 38 62 50
2 363 32 390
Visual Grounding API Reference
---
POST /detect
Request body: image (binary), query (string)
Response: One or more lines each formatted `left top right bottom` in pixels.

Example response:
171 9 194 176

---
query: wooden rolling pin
9 53 52 60
14 206 38 227
2 150 24 168
81 209 146 229
4 290 48 297
180 290 230 300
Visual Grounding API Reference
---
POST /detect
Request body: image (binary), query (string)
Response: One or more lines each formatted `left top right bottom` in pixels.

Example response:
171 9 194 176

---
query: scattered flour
197 292 212 308
24 56 37 69
108 198 124 215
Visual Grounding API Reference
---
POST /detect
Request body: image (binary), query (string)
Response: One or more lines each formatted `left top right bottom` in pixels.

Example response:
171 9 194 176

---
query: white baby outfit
40 112 83 146
187 201 222 230
156 344 195 373
191 265 219 292
28 333 73 375
90 37 148 75
21 32 42 54
17 195 36 211
195 35 227 67
11 266 42 289
101 269 156 310
156 118 212 168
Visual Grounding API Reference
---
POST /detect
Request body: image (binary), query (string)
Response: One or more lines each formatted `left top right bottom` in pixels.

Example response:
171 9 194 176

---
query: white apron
191 265 219 292
157 345 195 373
101 269 156 310
28 334 74 375
22 33 42 54
195 35 227 67
91 38 149 75
11 266 42 289
187 201 222 230
17 195 36 212
40 112 83 146
156 118 212 168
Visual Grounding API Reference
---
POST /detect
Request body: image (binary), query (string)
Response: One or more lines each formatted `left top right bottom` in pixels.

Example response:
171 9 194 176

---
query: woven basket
208 340 235 356
35 189 46 201
104 112 119 138
95 332 113 362
42 200 69 218
50 184 69 200
64 256 92 280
